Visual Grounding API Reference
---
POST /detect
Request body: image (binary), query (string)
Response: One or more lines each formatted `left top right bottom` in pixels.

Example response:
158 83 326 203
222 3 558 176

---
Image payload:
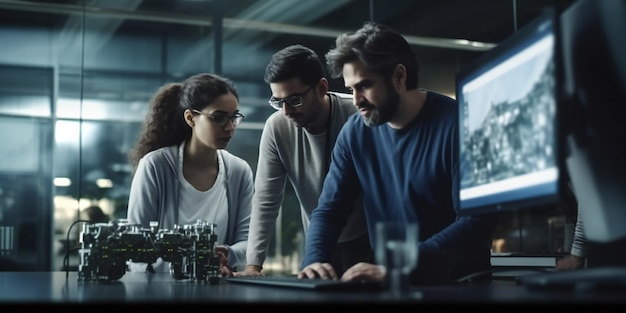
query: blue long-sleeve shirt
302 91 498 285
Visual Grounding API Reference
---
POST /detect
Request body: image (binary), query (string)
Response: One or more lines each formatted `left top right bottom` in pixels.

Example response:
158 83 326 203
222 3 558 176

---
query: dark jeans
329 233 372 276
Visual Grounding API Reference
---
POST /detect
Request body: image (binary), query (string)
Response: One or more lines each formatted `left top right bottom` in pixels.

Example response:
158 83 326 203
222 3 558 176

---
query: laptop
225 275 385 292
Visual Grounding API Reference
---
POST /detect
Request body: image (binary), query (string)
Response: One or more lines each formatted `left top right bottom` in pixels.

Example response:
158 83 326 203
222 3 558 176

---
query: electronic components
78 219 220 284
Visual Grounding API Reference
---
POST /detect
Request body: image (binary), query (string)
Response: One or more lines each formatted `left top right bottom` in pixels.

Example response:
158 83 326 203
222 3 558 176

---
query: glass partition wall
0 0 576 273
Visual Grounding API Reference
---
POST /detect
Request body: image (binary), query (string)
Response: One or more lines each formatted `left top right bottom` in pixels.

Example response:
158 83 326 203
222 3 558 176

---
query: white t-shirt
129 144 229 273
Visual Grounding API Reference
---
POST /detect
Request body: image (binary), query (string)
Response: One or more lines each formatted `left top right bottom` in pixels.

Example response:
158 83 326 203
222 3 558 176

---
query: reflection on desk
0 271 625 305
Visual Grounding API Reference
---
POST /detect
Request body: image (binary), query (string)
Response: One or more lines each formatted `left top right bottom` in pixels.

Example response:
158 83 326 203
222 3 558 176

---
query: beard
363 79 400 127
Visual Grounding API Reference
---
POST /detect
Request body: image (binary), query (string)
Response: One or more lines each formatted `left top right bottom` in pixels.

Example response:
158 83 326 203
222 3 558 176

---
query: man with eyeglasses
235 44 371 277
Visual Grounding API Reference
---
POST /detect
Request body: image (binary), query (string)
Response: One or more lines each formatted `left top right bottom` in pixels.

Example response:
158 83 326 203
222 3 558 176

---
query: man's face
269 78 322 129
342 61 399 127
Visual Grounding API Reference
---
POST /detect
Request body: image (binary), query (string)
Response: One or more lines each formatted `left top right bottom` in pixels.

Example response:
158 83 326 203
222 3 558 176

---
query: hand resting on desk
297 250 474 285
555 254 585 271
298 261 385 283
232 264 263 277
298 262 339 280
215 245 234 277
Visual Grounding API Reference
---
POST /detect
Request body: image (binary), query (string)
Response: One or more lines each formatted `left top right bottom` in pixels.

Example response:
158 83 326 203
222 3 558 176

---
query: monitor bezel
455 8 566 216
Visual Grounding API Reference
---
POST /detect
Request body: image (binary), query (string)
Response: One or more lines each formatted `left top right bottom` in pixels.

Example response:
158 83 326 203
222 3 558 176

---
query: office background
0 0 576 273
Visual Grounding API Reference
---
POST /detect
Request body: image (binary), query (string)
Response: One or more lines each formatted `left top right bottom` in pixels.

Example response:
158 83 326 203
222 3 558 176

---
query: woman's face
190 92 241 150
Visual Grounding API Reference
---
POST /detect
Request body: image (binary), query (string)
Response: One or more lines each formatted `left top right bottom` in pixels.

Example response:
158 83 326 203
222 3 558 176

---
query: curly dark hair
325 21 419 89
128 73 239 169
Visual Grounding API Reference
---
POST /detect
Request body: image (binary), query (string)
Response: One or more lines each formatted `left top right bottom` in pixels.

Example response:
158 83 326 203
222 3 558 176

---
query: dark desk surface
0 271 624 305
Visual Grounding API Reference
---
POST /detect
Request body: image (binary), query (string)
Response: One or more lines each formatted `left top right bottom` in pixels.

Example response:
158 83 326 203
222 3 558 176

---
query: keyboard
225 275 384 292
517 266 626 290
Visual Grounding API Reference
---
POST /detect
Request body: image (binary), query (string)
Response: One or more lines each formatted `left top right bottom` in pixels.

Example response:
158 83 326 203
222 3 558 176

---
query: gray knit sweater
246 92 368 268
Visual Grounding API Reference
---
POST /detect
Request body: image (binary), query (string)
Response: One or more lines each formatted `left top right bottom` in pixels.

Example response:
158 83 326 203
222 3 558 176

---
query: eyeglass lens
213 113 244 126
269 95 303 110
193 110 244 126
268 85 312 110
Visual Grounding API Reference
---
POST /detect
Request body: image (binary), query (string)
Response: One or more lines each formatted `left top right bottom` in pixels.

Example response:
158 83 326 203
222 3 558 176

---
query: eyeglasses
268 85 314 110
192 110 245 126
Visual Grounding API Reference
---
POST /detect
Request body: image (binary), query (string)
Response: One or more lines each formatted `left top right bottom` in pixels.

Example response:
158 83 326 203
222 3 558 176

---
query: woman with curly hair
127 73 253 277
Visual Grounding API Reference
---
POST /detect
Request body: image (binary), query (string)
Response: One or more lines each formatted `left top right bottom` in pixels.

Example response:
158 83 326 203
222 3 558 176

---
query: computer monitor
454 0 626 289
455 8 563 216
560 0 626 244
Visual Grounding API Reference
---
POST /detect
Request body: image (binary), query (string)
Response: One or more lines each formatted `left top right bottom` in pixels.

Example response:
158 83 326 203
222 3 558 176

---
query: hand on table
232 265 263 277
215 245 233 277
555 254 585 271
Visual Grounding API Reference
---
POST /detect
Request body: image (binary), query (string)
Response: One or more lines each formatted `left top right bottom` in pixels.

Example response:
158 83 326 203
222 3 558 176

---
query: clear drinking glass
375 221 419 297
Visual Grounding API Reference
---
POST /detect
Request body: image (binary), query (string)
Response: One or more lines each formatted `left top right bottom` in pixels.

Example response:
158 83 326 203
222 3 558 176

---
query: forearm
570 208 586 257
246 195 283 267
301 208 343 267
419 214 498 254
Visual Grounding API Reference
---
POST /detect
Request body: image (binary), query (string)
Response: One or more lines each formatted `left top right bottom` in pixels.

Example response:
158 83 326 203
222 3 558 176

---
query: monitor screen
456 9 562 215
